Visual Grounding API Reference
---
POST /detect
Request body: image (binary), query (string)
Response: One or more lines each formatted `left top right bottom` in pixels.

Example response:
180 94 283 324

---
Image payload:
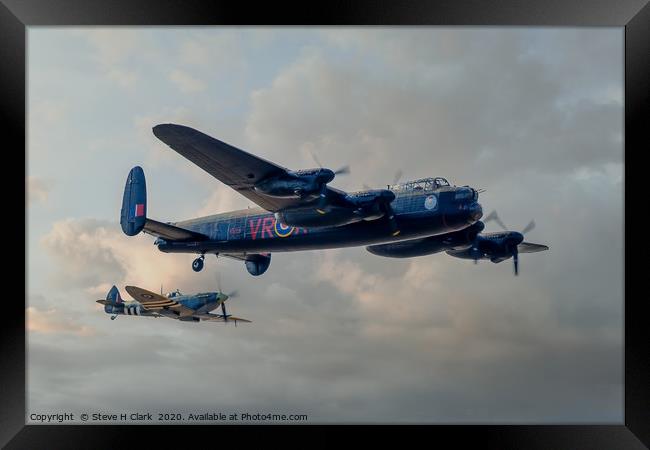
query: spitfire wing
124 285 194 316
153 124 300 212
518 242 549 253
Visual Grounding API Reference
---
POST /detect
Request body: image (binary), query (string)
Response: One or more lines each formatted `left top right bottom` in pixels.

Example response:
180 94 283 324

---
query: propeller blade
221 302 227 319
392 169 403 185
309 150 323 168
316 183 329 214
521 220 536 235
513 249 519 276
216 272 222 294
471 238 481 263
484 210 508 231
334 165 350 176
383 203 400 237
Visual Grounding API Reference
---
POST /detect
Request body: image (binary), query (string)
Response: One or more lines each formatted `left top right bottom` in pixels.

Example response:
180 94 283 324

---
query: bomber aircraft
120 124 487 276
96 285 250 324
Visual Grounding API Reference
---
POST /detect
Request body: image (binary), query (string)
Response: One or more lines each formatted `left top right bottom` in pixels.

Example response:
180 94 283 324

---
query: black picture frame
3 0 647 447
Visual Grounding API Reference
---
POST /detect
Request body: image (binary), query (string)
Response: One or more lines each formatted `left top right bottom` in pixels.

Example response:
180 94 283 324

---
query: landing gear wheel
192 256 205 272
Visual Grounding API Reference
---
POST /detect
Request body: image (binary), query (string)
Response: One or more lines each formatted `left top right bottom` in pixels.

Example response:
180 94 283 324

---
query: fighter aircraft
120 124 484 276
96 285 250 324
367 211 549 275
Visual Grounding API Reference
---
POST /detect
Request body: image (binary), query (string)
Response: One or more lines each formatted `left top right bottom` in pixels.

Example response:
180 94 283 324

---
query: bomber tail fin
119 166 208 242
120 166 147 236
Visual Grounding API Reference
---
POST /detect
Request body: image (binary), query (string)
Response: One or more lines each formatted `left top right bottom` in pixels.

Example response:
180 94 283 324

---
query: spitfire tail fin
120 166 147 236
106 285 124 305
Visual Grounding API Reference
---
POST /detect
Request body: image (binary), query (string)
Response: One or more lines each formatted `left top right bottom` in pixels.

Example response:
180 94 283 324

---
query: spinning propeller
356 170 401 236
380 193 400 237
215 272 241 324
310 150 350 213
215 272 238 301
484 210 536 276
392 169 403 186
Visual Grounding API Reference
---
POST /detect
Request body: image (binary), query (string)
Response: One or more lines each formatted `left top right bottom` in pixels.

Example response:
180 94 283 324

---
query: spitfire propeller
215 271 241 323
484 210 537 276
215 272 238 299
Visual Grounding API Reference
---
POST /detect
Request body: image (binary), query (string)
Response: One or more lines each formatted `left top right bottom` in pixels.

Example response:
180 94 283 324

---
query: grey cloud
246 29 622 191
40 219 127 290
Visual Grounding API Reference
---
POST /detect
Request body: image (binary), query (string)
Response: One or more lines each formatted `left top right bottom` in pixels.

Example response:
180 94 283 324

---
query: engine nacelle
245 253 272 276
254 175 318 198
367 237 450 258
275 189 394 228
254 169 332 198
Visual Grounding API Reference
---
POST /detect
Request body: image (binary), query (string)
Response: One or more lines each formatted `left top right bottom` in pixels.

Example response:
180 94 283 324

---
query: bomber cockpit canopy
389 177 451 193
166 289 182 298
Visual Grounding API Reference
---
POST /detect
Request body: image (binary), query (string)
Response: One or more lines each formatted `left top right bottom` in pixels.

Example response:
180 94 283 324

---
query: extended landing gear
192 255 205 272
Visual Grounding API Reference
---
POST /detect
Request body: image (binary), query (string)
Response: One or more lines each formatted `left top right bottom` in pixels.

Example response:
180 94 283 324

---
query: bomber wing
153 124 350 212
153 124 297 211
518 242 549 253
124 285 194 317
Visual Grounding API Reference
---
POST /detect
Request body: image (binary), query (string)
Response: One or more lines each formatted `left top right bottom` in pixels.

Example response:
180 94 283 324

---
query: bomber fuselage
155 185 483 255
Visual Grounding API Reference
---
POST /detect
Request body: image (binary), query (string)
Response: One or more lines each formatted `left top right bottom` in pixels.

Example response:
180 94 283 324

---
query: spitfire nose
467 202 482 223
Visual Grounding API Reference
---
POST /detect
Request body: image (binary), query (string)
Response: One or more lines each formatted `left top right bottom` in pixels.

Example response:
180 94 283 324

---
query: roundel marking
424 195 438 210
274 220 295 238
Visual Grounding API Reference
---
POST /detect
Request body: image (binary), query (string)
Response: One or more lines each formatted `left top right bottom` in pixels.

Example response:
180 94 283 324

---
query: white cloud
84 29 139 65
27 176 50 205
168 69 207 93
40 218 194 293
81 29 140 88
133 106 196 167
31 99 68 124
27 306 96 337
107 67 138 88
178 33 244 69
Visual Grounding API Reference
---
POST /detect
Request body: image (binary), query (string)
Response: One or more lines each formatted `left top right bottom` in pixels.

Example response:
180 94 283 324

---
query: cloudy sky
27 27 623 423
